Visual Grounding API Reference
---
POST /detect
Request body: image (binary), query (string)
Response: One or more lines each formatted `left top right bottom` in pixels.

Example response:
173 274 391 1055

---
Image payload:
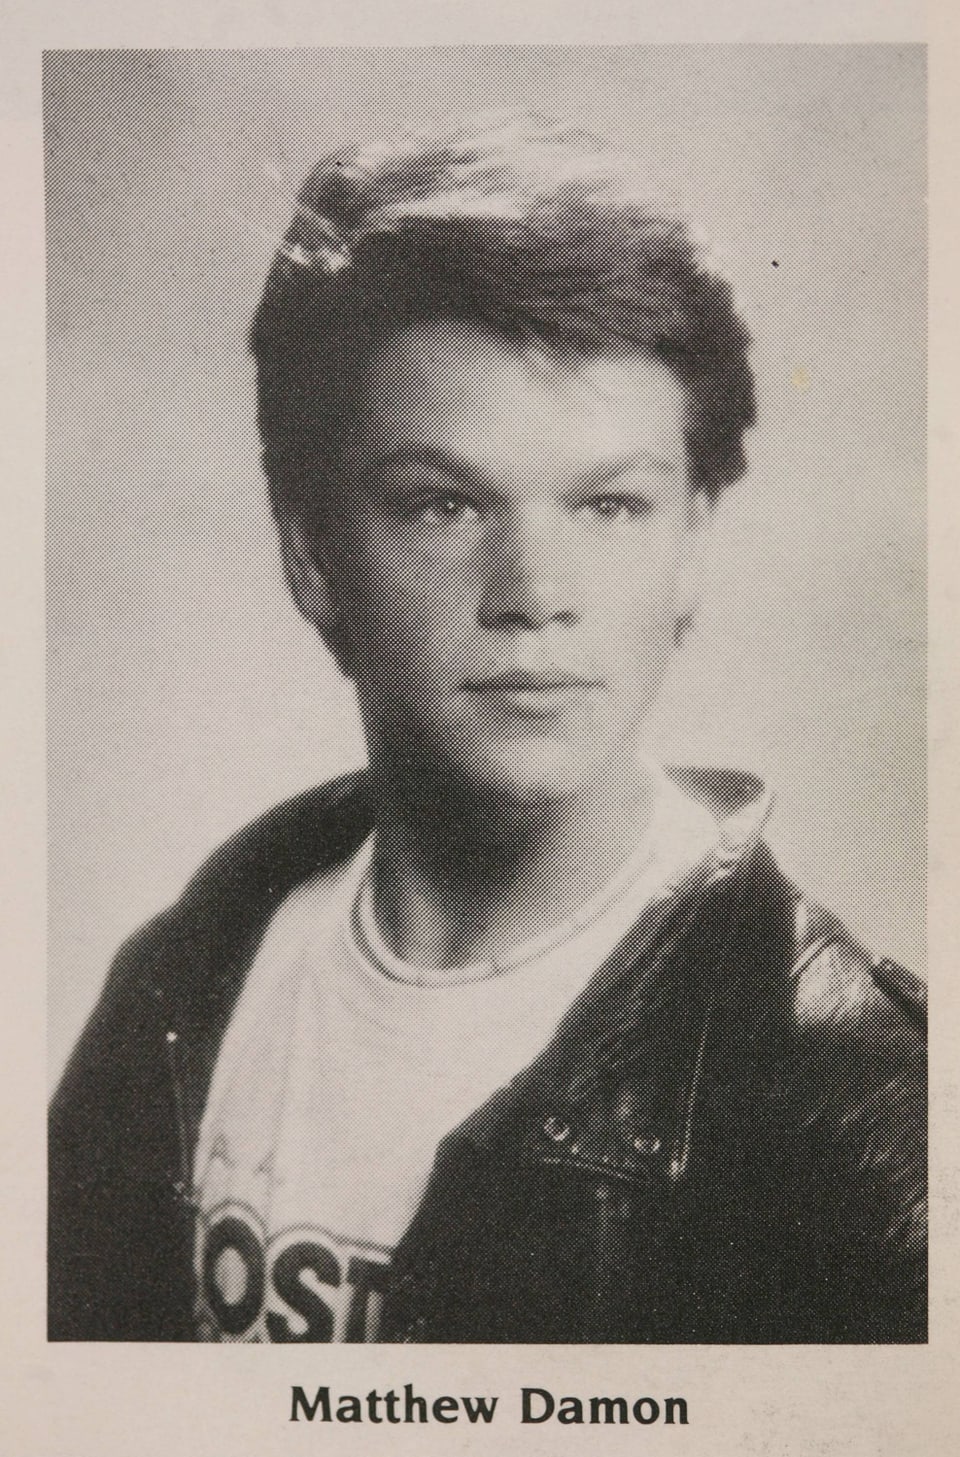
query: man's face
311 317 709 804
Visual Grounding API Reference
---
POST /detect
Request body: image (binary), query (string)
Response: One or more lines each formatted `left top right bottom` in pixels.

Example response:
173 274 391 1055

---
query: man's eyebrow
572 451 680 488
362 445 486 483
361 445 679 487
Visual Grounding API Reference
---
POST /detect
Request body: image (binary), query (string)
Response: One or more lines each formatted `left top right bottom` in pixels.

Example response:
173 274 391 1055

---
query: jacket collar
665 763 774 855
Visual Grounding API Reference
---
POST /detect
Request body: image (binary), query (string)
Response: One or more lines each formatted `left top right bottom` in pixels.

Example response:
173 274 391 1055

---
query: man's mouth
463 671 597 692
461 671 601 715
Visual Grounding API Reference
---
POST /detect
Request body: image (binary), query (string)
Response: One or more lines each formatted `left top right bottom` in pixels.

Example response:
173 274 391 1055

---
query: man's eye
583 494 653 521
389 489 480 525
426 492 476 522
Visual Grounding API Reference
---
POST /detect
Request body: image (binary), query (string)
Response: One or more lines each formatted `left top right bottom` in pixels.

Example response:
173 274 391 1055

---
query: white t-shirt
193 768 718 1342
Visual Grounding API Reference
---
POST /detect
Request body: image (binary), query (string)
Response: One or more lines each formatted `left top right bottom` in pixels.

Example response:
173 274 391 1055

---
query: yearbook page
2 1 956 1454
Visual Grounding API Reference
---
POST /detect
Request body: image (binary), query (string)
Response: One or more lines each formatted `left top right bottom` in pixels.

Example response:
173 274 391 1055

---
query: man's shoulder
112 769 372 984
52 770 374 1113
179 768 372 909
750 879 926 1182
683 820 925 1057
786 892 926 1054
693 847 926 1135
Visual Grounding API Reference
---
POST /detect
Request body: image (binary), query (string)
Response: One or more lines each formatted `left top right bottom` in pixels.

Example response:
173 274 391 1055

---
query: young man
50 112 925 1343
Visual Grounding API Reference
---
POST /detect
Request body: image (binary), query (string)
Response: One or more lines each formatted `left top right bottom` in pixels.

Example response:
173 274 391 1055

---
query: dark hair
250 111 756 524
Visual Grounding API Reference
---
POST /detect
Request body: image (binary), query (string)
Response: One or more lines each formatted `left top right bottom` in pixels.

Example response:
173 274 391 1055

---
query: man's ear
277 515 354 674
675 488 714 636
278 515 336 629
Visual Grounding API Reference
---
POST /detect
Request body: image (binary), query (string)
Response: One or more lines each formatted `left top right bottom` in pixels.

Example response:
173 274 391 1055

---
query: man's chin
444 742 607 815
374 726 630 817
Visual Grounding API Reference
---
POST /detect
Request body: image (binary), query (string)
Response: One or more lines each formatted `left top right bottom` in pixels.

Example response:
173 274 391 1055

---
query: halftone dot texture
46 42 925 1133
47 50 925 1347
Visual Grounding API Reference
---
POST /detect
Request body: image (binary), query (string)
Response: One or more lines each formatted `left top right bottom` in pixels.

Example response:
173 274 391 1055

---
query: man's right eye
387 489 480 525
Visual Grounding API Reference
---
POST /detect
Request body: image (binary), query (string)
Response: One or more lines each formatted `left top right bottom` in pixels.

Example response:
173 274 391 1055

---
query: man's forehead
349 316 687 471
362 316 675 402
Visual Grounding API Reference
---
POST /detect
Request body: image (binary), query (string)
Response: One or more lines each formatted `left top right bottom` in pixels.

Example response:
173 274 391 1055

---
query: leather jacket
49 770 926 1342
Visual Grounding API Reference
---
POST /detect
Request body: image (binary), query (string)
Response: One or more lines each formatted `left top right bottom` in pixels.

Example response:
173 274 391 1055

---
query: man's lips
462 671 599 692
460 673 602 718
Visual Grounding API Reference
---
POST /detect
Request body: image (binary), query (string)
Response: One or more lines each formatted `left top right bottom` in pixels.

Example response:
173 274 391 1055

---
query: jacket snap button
632 1134 662 1156
544 1115 571 1143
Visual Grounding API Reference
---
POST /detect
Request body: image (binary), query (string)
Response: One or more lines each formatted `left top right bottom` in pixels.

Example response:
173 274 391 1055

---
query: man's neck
366 758 656 969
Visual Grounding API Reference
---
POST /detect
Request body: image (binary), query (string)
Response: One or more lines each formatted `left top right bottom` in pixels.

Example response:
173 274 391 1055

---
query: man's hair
250 111 756 525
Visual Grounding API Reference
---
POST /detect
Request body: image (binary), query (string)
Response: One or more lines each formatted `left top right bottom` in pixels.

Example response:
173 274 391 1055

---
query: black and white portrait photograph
45 41 927 1355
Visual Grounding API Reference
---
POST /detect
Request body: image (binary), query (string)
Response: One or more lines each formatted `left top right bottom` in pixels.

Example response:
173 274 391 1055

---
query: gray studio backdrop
46 45 926 1088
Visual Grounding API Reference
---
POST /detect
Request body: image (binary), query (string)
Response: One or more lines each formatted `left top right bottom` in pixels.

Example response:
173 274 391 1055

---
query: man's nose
476 506 580 631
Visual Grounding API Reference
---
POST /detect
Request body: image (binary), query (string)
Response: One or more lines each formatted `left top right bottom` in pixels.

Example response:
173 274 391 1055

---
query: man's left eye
425 492 476 522
583 494 653 521
386 488 480 525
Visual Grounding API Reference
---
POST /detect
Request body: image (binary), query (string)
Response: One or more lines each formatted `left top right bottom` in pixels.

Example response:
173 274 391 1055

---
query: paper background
3 2 958 1454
